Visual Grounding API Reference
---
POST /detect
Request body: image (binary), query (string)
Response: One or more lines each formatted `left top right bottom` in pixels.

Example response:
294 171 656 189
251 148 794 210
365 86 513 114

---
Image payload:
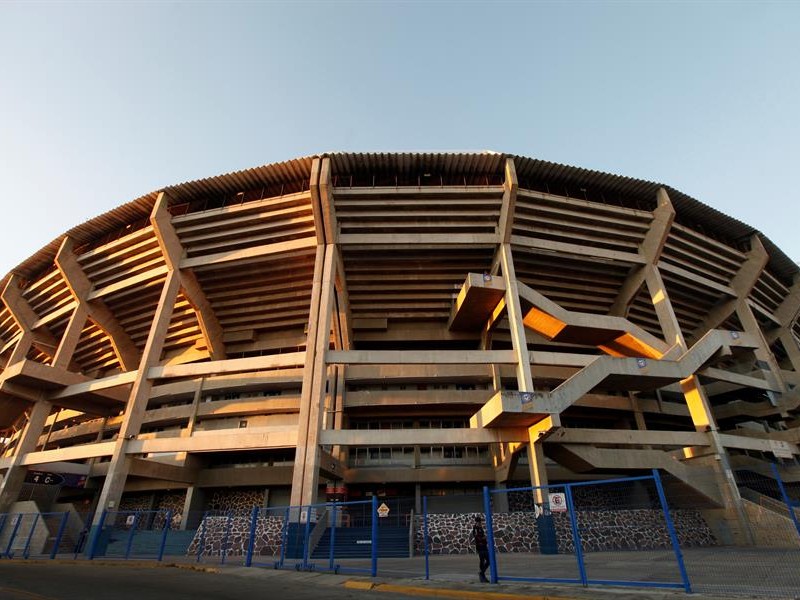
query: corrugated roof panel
5 151 797 285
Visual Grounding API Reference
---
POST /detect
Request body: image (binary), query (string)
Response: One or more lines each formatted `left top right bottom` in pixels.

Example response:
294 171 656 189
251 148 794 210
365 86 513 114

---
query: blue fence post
771 462 800 539
245 507 259 567
423 496 429 581
565 484 587 586
87 511 107 560
124 513 139 559
51 512 69 560
75 512 93 559
22 513 40 559
370 496 378 577
4 514 23 558
221 511 234 565
196 512 208 563
482 486 498 584
278 507 289 569
652 469 692 594
328 504 337 572
157 510 172 562
302 506 312 570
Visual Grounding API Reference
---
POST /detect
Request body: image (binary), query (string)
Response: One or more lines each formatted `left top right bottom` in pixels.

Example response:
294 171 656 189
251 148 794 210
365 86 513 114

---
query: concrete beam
55 237 141 370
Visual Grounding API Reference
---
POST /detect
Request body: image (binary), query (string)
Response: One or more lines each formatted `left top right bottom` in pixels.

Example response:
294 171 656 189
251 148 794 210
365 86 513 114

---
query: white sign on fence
125 515 136 526
299 509 318 524
548 492 567 513
377 502 390 518
770 440 794 459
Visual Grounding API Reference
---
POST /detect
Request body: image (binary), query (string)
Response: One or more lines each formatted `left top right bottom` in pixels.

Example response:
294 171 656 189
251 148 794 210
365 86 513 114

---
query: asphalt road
0 563 420 600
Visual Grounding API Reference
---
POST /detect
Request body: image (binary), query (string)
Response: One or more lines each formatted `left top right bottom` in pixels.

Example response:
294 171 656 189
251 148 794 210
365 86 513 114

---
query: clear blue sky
1 1 798 278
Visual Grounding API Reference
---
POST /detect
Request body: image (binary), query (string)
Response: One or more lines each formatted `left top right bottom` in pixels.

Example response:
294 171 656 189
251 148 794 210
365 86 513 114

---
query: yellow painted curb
374 583 560 600
345 580 377 590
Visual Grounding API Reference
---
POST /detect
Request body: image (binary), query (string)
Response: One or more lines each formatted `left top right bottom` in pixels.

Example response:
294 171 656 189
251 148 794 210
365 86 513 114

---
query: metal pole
124 513 139 560
423 496 429 580
51 512 69 560
245 506 259 567
4 514 23 558
328 504 337 572
302 506 312 570
771 462 800 539
279 507 289 568
22 513 40 559
565 484 587 586
221 511 233 565
87 510 107 560
652 469 692 593
158 510 172 562
482 486 498 584
370 496 378 577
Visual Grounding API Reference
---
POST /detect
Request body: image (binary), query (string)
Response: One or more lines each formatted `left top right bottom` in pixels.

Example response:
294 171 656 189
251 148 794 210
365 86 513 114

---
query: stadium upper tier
0 152 798 520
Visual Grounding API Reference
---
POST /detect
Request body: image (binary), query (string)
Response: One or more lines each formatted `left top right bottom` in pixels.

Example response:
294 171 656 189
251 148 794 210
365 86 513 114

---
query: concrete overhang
0 360 128 416
448 273 507 331
470 390 559 429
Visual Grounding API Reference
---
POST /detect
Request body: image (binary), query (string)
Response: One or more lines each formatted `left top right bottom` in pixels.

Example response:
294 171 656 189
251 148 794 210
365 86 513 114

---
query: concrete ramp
471 329 760 430
549 443 723 507
448 273 671 359
517 282 670 359
448 273 506 331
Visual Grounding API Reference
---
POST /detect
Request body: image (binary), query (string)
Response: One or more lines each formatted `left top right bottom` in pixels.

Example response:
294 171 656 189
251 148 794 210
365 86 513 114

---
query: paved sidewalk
6 558 777 600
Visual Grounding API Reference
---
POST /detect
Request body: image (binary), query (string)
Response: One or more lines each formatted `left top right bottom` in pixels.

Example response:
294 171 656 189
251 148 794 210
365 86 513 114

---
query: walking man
472 515 490 583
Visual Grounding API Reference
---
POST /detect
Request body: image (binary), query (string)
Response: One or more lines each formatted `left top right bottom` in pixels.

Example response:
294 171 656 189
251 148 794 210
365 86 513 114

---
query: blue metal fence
9 470 800 595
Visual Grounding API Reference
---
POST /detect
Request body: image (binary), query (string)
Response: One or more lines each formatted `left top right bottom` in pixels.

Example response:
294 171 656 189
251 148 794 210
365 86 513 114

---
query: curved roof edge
6 152 797 286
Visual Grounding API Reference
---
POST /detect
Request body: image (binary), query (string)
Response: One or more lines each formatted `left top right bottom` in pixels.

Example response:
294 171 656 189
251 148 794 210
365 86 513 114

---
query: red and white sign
548 492 567 512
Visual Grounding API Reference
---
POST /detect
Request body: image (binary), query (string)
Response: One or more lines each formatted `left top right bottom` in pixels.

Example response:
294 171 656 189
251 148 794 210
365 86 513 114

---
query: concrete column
499 243 549 496
779 332 800 372
735 300 786 395
52 303 88 369
494 482 510 513
498 244 534 394
55 237 140 371
527 432 549 504
92 269 180 524
185 378 205 436
610 188 675 318
646 263 753 544
290 245 335 507
0 401 52 512
181 486 206 531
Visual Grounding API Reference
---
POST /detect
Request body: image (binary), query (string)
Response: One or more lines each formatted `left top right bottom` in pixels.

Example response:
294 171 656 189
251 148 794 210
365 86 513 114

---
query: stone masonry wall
205 488 266 512
416 509 716 555
187 515 284 557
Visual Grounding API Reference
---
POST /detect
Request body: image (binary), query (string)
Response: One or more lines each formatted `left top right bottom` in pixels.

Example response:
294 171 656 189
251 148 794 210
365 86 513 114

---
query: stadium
0 151 798 557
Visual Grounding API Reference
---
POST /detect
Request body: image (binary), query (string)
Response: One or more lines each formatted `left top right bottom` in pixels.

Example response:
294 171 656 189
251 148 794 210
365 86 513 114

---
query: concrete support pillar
181 486 206 531
185 378 205 437
0 400 52 513
646 263 753 544
779 332 800 372
414 484 422 515
52 303 88 369
527 431 549 504
498 243 549 496
610 188 675 318
494 482 510 513
735 300 786 395
290 245 335 507
499 244 534 394
92 269 180 524
55 237 140 371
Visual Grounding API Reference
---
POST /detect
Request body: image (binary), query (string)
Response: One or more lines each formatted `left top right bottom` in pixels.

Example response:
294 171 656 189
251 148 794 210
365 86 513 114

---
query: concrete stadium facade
0 152 798 543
